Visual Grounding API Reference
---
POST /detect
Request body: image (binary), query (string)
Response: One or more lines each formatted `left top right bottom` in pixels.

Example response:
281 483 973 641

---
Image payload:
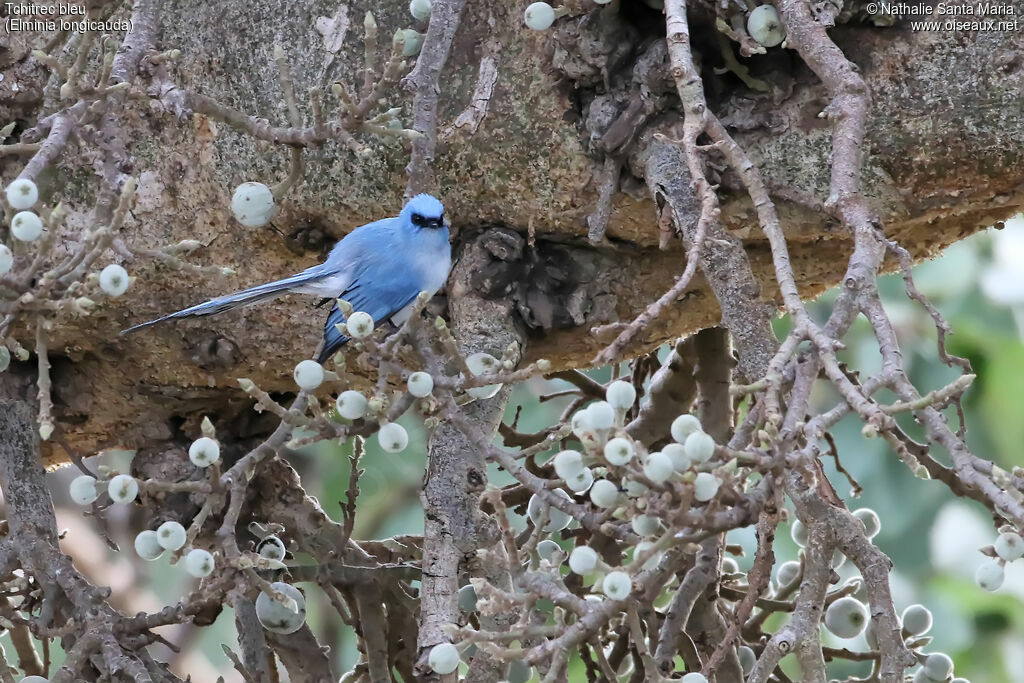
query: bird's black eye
411 213 426 226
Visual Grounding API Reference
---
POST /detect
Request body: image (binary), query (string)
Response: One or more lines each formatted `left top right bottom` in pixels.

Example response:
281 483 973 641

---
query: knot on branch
186 332 241 370
463 228 617 333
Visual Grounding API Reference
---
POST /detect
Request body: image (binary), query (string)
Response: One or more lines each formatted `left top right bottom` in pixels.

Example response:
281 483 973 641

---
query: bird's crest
402 194 445 228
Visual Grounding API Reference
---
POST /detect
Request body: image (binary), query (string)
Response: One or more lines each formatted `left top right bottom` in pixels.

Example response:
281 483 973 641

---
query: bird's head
402 194 446 230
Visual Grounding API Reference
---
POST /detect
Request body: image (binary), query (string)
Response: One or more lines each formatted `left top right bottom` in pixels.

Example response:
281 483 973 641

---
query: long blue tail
121 269 330 335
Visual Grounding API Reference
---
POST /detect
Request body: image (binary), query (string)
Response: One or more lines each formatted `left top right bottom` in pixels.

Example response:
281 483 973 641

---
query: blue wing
317 280 419 362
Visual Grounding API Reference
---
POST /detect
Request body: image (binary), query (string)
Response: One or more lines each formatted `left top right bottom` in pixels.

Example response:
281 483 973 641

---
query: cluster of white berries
288 316 448 456
912 653 967 683
784 510 964 681
975 529 1024 592
5 178 43 244
136 521 215 578
230 182 276 228
523 382 730 609
68 435 228 579
134 521 187 561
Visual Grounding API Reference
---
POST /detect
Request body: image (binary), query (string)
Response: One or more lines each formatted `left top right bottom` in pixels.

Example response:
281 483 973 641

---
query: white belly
409 241 452 296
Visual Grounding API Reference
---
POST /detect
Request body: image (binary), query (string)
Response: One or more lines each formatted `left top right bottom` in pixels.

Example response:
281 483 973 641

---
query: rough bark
418 229 527 678
1 2 1022 461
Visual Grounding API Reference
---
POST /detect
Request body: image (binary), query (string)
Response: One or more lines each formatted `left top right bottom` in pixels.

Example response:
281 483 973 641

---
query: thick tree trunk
1 1 1022 459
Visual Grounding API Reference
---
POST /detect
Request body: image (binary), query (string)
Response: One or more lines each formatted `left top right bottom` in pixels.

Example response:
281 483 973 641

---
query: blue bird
123 194 451 363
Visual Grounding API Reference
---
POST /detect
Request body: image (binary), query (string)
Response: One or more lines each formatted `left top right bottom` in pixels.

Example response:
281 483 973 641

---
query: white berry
776 560 801 587
738 646 756 674
682 674 708 683
671 414 702 442
854 508 881 539
457 583 477 612
427 642 461 675
189 437 220 468
747 5 786 48
587 401 615 430
994 531 1024 561
564 467 594 493
378 422 409 453
398 28 426 56
134 530 164 561
791 519 808 547
407 371 434 397
292 360 324 390
824 596 868 638
603 437 634 466
663 443 690 471
975 558 1005 591
605 380 636 409
11 211 43 241
901 604 933 636
507 660 532 683
922 653 953 680
635 541 663 571
602 570 632 600
108 474 138 504
465 352 502 399
536 539 563 562
255 581 306 634
693 472 721 502
184 548 215 577
589 479 619 508
524 1 555 30
643 451 673 484
336 390 368 420
69 475 99 505
571 408 593 437
231 182 276 228
553 450 584 480
527 489 572 532
569 546 598 575
5 178 38 209
99 264 130 296
409 0 432 20
684 431 715 464
345 311 374 339
632 514 660 537
156 521 187 551
258 535 287 561
0 245 13 275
